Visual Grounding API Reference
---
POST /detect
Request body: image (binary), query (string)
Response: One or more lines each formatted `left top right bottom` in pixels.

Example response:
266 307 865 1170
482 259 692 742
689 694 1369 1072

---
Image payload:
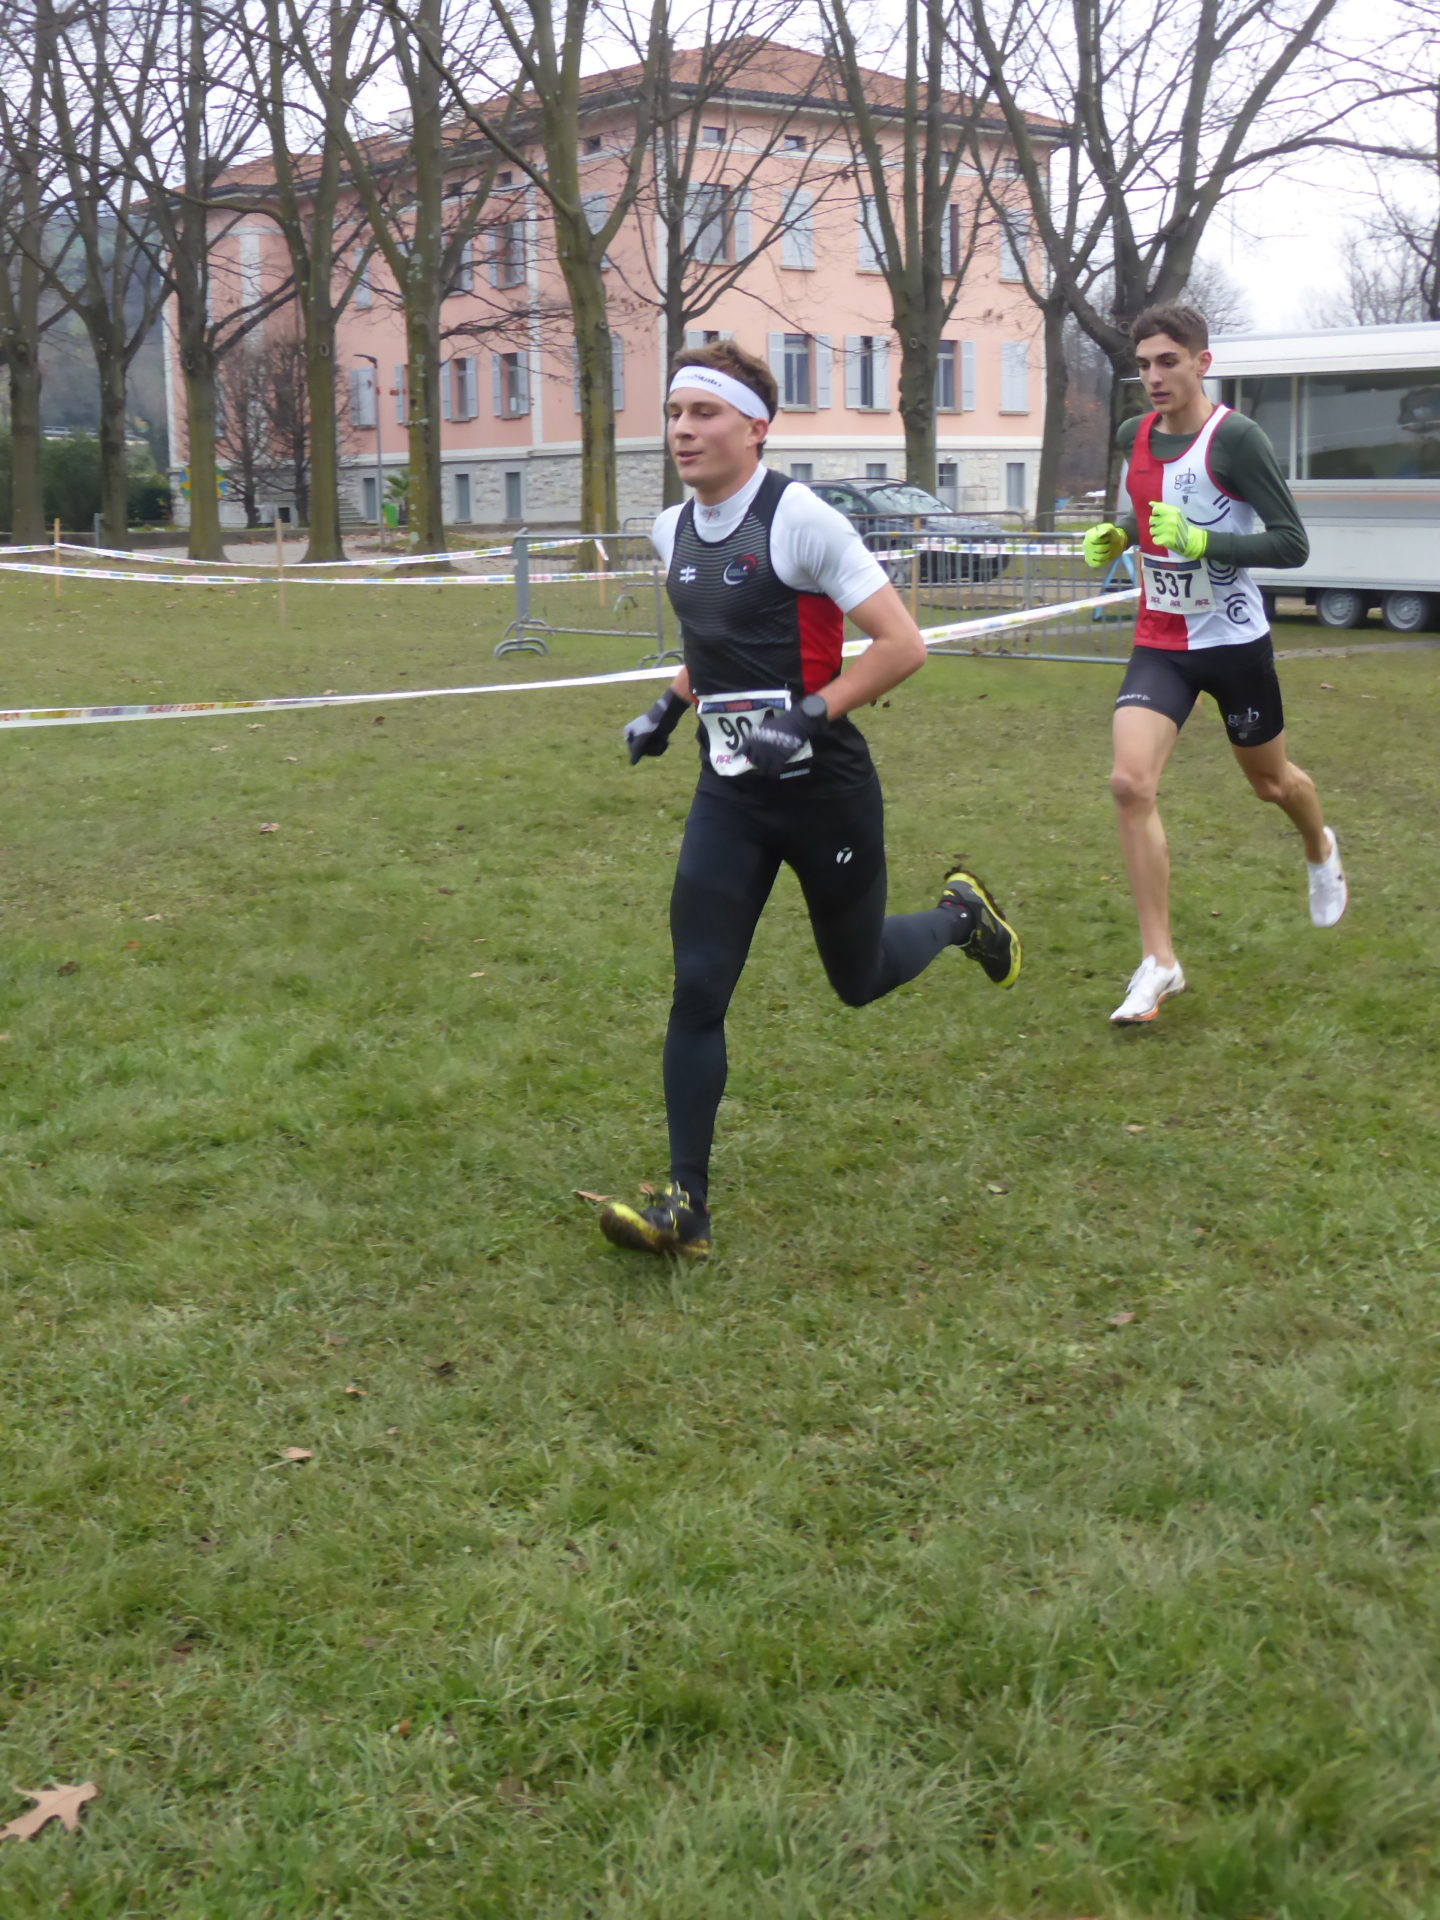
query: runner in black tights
597 342 1022 1259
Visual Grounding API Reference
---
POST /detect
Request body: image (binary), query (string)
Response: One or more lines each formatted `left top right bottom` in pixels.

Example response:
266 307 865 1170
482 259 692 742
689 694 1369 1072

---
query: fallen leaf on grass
574 1190 610 1206
125 940 140 949
143 913 164 922
57 961 80 975
1108 1311 1137 1328
1124 1124 1146 1133
372 715 386 725
279 1446 313 1464
429 1360 456 1378
258 822 280 834
437 886 455 895
1 1782 99 1842
469 971 486 979
496 1775 543 1814
1319 682 1335 690
385 1426 400 1436
985 1181 1008 1195
343 1384 367 1398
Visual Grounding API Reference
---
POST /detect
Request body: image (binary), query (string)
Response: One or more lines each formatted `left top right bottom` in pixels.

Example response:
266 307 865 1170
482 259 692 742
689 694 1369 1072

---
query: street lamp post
355 352 385 548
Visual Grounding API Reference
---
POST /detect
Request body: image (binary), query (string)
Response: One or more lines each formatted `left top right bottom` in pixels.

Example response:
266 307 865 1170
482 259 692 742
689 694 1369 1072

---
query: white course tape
47 535 641 571
0 559 655 589
0 590 1138 732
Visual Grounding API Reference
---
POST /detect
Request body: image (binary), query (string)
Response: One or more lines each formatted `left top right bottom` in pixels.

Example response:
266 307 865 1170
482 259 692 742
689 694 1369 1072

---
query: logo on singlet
722 554 760 586
836 847 853 864
679 565 697 583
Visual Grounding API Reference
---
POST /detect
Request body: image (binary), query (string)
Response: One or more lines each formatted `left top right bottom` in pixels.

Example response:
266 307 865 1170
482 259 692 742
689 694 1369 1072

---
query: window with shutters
451 356 477 421
844 335 889 411
1000 340 1029 413
781 189 815 269
783 333 811 407
684 184 733 263
999 209 1028 282
935 341 957 412
495 351 529 417
936 460 958 508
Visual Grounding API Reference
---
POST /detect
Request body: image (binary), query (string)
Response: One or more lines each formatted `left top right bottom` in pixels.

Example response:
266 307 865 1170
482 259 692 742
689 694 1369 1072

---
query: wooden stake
909 515 920 623
53 516 61 600
275 510 287 627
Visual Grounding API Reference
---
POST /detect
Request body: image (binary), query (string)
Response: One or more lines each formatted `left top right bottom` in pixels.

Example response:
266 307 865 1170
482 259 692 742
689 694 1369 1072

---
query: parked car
808 478 1011 584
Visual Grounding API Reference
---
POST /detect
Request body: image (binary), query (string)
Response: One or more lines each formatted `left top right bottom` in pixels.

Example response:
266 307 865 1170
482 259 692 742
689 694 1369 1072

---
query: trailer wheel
1381 590 1436 633
1315 588 1369 629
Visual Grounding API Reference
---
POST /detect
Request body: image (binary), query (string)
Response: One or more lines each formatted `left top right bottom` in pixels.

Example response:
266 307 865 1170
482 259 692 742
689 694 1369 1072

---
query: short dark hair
1130 304 1208 353
667 339 778 420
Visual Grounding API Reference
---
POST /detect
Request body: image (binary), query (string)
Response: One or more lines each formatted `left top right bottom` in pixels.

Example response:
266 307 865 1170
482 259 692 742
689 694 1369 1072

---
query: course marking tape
0 560 656 589
0 591 1139 731
49 538 617 570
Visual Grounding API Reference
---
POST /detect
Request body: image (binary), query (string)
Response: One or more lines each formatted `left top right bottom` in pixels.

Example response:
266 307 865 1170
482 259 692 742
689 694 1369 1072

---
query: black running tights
663 774 964 1208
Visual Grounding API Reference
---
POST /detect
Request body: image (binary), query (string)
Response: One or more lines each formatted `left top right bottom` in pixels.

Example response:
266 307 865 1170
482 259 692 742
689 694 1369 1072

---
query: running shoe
1110 955 1186 1025
1307 827 1348 928
939 865 1023 987
599 1181 712 1259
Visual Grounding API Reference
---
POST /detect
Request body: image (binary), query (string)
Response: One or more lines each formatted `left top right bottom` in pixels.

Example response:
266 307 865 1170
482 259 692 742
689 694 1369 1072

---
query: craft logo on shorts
722 554 760 586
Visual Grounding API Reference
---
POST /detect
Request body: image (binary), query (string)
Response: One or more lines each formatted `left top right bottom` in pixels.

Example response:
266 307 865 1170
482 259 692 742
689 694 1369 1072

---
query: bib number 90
695 688 810 777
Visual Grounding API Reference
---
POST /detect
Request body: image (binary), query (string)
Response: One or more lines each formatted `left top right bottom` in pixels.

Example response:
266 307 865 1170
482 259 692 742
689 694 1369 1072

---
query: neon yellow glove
1082 522 1129 569
1147 501 1208 560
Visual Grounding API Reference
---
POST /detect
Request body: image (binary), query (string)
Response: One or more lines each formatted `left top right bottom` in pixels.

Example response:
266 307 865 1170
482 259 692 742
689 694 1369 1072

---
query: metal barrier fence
498 529 677 664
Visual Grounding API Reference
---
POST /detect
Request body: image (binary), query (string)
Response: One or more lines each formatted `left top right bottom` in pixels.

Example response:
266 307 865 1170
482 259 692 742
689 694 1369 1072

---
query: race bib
1141 554 1216 615
694 688 812 777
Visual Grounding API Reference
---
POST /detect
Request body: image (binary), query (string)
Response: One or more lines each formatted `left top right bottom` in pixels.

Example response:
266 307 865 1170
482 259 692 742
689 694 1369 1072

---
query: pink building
169 46 1063 532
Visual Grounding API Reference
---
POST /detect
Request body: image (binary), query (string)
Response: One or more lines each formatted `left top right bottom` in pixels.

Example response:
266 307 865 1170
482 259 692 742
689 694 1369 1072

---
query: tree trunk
404 293 445 555
8 347 45 542
1103 337 1146 501
1034 293 1068 531
895 316 938 493
302 324 344 563
568 261 618 535
179 308 225 560
97 348 130 547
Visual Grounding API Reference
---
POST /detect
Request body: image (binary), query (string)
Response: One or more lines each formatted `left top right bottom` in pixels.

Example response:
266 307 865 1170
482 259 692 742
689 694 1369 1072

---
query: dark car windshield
858 483 947 513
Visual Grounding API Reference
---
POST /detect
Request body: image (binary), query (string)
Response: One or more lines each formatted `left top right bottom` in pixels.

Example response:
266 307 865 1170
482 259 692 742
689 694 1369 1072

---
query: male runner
1083 304 1347 1026
597 340 1021 1258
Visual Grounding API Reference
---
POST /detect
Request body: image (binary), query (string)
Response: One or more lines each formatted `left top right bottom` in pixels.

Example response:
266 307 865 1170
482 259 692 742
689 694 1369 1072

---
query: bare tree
817 0 1032 493
967 0 1357 495
286 0 531 558
0 6 61 541
613 25 846 506
237 0 387 561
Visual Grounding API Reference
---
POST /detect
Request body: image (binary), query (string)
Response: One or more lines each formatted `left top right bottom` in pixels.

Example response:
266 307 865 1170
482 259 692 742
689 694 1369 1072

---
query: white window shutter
961 338 977 412
349 367 363 422
611 335 625 411
814 334 832 408
732 190 752 259
782 190 814 269
857 196 881 271
490 354 502 417
1002 340 1029 412
940 205 954 277
684 329 706 350
517 352 530 416
767 332 785 381
394 364 407 425
486 228 501 287
844 335 862 406
873 338 890 410
572 344 582 412
440 361 453 421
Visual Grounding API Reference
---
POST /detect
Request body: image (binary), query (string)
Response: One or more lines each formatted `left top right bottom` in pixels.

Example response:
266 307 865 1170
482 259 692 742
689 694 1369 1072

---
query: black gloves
624 687 689 765
740 694 829 778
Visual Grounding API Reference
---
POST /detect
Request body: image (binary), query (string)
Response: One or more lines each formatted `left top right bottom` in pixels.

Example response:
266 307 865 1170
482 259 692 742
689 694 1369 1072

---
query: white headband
669 364 771 422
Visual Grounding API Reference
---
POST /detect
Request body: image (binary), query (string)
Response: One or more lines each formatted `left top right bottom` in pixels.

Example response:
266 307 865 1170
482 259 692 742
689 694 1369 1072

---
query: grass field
2 575 1438 1919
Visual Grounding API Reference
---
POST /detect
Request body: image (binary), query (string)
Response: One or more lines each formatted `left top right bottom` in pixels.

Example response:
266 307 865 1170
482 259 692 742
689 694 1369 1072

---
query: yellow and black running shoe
599 1181 712 1259
939 864 1023 988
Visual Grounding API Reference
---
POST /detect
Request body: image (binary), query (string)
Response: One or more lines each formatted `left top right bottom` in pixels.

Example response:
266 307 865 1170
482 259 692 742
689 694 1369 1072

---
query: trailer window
1301 368 1440 481
1231 377 1294 476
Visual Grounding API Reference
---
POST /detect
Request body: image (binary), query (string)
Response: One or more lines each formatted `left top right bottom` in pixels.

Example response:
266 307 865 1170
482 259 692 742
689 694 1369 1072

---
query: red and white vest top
1125 404 1268 652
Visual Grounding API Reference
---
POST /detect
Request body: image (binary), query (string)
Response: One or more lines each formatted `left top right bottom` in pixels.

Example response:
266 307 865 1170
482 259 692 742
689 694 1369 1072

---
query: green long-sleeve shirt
1115 409 1309 570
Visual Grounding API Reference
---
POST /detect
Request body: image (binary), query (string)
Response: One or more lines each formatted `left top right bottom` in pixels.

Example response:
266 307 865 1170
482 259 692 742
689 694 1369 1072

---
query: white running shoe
1110 955 1186 1025
1307 827 1348 928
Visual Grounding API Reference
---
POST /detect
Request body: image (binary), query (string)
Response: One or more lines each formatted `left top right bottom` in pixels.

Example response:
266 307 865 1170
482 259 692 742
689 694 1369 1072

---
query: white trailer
1210 321 1440 632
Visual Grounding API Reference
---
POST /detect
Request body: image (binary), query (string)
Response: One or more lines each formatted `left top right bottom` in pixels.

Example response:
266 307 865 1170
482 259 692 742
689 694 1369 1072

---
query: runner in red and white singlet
1083 304 1347 1026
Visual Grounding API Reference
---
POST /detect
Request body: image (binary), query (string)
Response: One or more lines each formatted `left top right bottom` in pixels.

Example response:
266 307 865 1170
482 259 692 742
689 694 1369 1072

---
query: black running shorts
1114 634 1285 747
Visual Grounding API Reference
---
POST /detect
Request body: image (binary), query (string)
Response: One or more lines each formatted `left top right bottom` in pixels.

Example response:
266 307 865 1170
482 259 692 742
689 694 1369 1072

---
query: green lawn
2 577 1438 1919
